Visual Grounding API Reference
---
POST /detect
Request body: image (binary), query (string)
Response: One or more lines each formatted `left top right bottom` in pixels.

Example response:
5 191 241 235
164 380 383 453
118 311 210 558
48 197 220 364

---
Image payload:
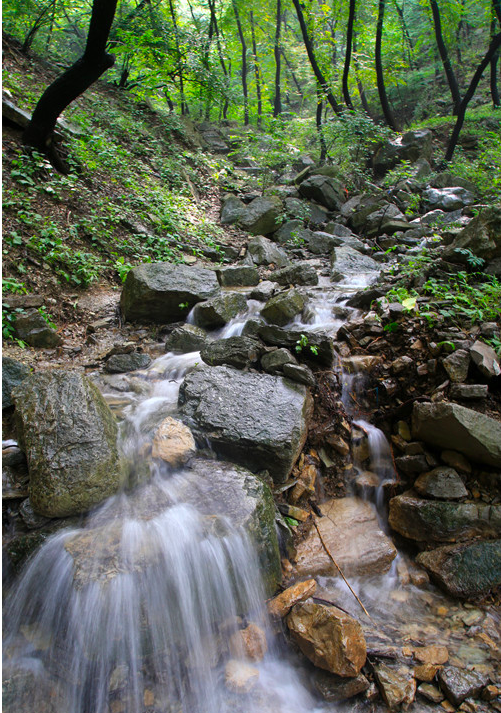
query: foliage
295 333 319 355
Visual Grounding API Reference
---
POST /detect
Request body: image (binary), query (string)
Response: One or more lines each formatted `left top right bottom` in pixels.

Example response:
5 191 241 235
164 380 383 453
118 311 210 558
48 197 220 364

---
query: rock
19 498 52 529
470 340 501 379
120 263 220 323
443 204 501 263
267 579 317 618
438 666 489 706
13 309 61 348
216 265 260 286
282 363 316 387
388 491 500 543
261 348 297 374
293 499 397 578
201 336 262 369
418 683 444 703
165 324 208 353
247 236 290 267
441 450 471 474
308 231 365 254
416 540 501 599
449 384 489 400
250 280 277 301
313 670 370 701
261 289 305 326
412 401 501 468
193 292 247 329
105 352 152 373
287 600 366 677
274 220 306 244
373 129 433 175
151 417 196 466
415 664 441 682
179 366 312 483
331 246 379 283
423 188 476 211
2 665 68 713
298 174 346 210
325 221 354 237
373 663 416 710
230 623 267 661
272 262 319 286
225 660 259 693
258 325 334 366
412 645 449 665
3 462 29 499
431 173 477 193
220 195 246 224
240 196 283 235
414 467 468 500
363 204 408 237
2 357 31 409
442 350 470 383
12 371 124 517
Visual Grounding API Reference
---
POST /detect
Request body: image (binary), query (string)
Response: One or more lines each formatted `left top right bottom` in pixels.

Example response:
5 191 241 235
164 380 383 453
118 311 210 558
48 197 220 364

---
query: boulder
286 600 366 677
274 220 308 244
229 623 267 661
179 365 312 483
165 324 208 353
261 289 305 326
431 172 477 193
325 222 354 237
151 417 196 466
250 280 277 302
2 357 31 409
373 663 416 710
443 204 501 263
239 196 283 235
442 349 470 383
308 231 365 255
216 265 260 287
258 325 334 366
313 671 370 702
272 262 319 286
200 336 262 369
105 352 152 373
282 363 316 387
193 292 247 329
331 246 379 283
293 499 397 578
470 340 501 379
120 263 220 323
13 309 61 348
225 660 259 693
412 401 501 468
414 467 467 500
298 175 346 211
372 130 433 175
416 540 501 599
12 371 124 517
437 666 490 706
423 187 476 211
247 236 290 267
363 204 408 237
220 195 245 225
267 579 317 618
261 348 297 374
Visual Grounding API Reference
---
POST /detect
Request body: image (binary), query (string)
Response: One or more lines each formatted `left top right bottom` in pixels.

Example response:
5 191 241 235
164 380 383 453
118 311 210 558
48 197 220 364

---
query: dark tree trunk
445 32 501 161
494 0 501 22
342 0 356 109
22 0 57 54
207 0 230 119
316 85 327 162
291 0 343 116
232 0 249 125
353 32 372 116
491 1 501 107
273 0 282 116
375 0 398 130
250 11 262 126
167 0 188 115
429 0 461 114
23 0 118 168
393 0 415 68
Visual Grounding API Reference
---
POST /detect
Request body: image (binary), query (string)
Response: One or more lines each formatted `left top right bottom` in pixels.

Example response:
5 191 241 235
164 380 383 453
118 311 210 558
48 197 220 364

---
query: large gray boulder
272 262 319 286
258 325 334 366
422 187 475 211
298 175 346 211
192 292 247 329
331 246 379 283
247 236 290 267
13 309 62 348
443 204 501 264
12 371 124 517
220 195 246 225
261 289 305 326
200 336 262 369
412 401 501 468
165 324 208 353
216 265 260 287
179 365 312 482
240 196 283 235
120 263 220 323
372 129 433 175
2 357 31 409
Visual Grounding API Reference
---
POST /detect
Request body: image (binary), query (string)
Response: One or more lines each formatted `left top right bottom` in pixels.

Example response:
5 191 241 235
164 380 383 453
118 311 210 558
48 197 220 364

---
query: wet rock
282 363 316 387
414 467 468 500
12 371 124 517
441 450 471 475
2 665 68 713
442 350 470 383
2 460 29 499
274 219 304 244
120 263 220 323
287 600 366 677
470 340 501 379
298 174 346 210
201 336 262 369
293 499 397 578
418 683 444 703
220 195 246 224
331 247 379 283
438 666 489 706
230 623 267 661
373 663 416 710
165 324 208 353
2 357 31 409
443 204 501 264
240 196 283 235
267 579 317 618
313 670 370 701
261 348 297 374
250 280 277 302
261 289 305 326
423 187 475 211
105 352 152 373
450 384 489 400
416 540 501 599
372 129 433 175
179 365 312 483
247 236 290 267
412 645 449 665
412 401 501 468
272 262 319 286
19 498 52 529
193 292 247 329
151 417 196 466
216 265 260 287
13 309 62 348
364 204 408 237
225 660 259 693
258 325 334 366
415 664 441 682
389 491 500 543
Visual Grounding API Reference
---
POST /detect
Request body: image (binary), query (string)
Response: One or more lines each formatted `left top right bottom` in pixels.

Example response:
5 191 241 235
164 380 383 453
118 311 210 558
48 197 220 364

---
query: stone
2 357 31 409
13 309 62 348
2 665 68 713
450 384 489 400
120 263 220 323
261 348 297 374
193 292 247 329
373 663 416 710
220 195 245 224
364 204 408 238
313 671 370 701
438 666 489 706
274 220 309 244
19 499 52 529
441 450 471 474
412 401 501 468
389 492 500 543
298 174 346 210
240 195 283 235
267 579 317 618
201 336 262 369
250 280 277 301
225 660 259 693
179 366 312 483
261 289 305 326
431 173 477 193
415 664 441 682
282 362 316 386
418 683 444 703
470 340 501 379
325 221 354 237
287 600 366 677
151 417 196 466
293 499 397 578
105 352 152 373
331 246 379 283
230 623 267 661
423 187 476 211
247 236 290 267
272 262 319 286
2 461 29 499
414 467 468 500
165 324 208 353
12 371 123 517
372 129 433 175
416 540 501 600
216 265 260 287
442 350 470 383
258 325 334 366
391 356 414 374
443 204 501 264
413 646 449 665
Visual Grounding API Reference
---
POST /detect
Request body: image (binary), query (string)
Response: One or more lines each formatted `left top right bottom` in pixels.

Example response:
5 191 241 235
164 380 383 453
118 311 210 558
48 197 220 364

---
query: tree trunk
393 0 415 68
491 1 501 107
167 0 188 115
273 0 282 116
353 32 372 116
444 32 501 161
281 48 303 98
250 11 262 126
429 0 461 114
22 0 57 54
342 0 356 109
375 0 398 130
232 0 249 125
316 85 327 162
207 0 230 119
23 0 118 168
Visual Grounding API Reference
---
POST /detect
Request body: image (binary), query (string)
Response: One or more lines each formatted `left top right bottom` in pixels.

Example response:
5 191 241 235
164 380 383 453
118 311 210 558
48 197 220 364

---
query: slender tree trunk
23 0 118 169
393 0 415 68
445 32 501 161
250 11 262 126
273 0 282 116
342 0 356 109
232 0 249 125
207 0 230 119
316 85 327 161
22 0 57 53
291 0 343 116
429 0 461 114
44 0 57 54
375 0 398 130
353 32 372 116
281 48 303 98
491 0 501 107
168 0 188 115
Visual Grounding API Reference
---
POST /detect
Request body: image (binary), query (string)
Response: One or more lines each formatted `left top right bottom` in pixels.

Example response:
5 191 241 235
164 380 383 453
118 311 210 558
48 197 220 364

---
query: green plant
178 302 189 310
38 306 56 329
2 303 25 344
2 277 26 294
383 321 400 333
295 333 319 355
113 256 134 283
486 335 501 356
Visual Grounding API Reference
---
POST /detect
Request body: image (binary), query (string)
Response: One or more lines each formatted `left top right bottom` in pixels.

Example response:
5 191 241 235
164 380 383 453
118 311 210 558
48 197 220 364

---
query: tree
429 0 461 114
342 0 356 109
273 0 282 116
375 0 398 129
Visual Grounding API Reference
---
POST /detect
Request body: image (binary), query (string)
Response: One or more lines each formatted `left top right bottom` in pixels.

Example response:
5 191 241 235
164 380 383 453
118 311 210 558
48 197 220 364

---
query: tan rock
267 579 317 618
151 417 196 466
341 356 383 373
374 664 416 710
414 663 441 682
413 645 448 665
143 690 155 707
225 660 259 693
230 623 267 662
290 463 317 502
286 600 366 677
